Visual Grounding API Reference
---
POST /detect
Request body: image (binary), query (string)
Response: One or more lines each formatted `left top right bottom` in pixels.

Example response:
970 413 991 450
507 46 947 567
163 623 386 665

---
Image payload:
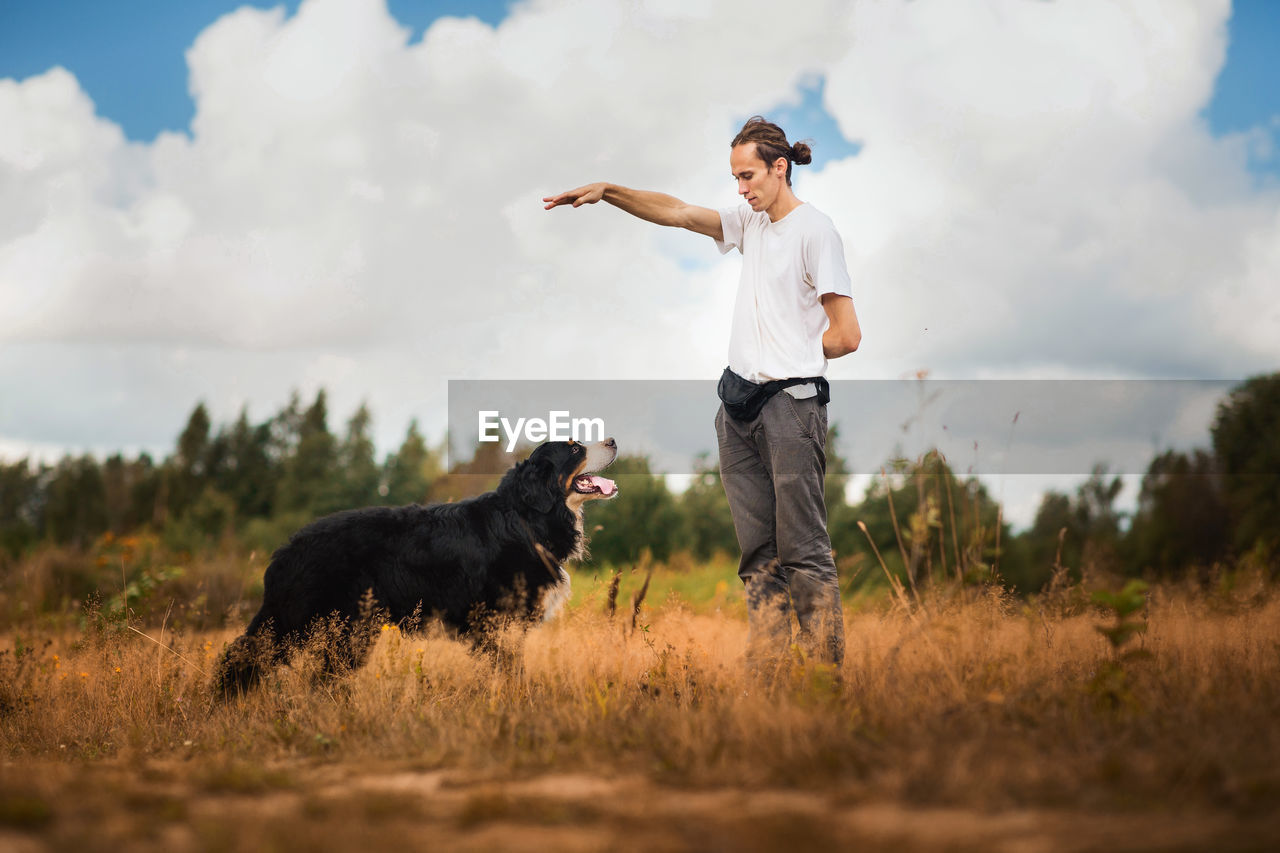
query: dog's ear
512 457 559 515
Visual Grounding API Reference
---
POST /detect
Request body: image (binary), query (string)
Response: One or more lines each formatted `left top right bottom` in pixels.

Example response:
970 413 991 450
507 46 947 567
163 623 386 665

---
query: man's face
730 143 787 214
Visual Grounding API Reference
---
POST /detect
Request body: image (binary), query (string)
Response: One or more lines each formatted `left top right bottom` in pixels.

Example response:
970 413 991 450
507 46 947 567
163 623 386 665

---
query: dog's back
216 500 502 694
259 503 491 631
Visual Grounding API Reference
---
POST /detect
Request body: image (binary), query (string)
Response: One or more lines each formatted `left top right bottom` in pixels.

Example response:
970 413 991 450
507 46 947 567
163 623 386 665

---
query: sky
2 0 1280 525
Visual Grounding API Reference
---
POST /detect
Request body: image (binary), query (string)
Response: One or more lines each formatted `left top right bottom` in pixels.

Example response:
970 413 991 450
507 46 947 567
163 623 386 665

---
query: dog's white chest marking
540 566 572 621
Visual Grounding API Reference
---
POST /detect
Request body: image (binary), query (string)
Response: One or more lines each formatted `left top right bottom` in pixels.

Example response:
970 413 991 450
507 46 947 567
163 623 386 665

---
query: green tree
102 453 159 534
218 408 276 522
1019 490 1075 587
584 455 681 567
43 455 108 546
129 453 163 529
1211 372 1280 556
0 458 40 557
176 402 212 472
1077 465 1125 551
167 402 212 519
333 403 381 509
1014 465 1126 589
383 419 438 505
185 487 237 541
276 390 337 516
268 392 304 463
834 451 1008 594
1127 449 1228 579
679 455 737 560
824 423 852 522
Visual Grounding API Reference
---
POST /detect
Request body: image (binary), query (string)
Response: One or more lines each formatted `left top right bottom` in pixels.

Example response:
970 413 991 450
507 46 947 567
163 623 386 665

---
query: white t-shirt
715 202 854 393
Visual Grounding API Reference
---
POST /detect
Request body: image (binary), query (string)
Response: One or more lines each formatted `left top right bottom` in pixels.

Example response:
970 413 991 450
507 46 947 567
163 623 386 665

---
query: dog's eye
571 443 583 454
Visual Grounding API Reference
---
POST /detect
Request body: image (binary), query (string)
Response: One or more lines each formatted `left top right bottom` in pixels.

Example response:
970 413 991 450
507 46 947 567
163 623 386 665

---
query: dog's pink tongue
589 475 617 496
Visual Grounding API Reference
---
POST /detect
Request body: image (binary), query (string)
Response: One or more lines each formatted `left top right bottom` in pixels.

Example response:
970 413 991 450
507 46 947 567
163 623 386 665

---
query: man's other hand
543 183 606 210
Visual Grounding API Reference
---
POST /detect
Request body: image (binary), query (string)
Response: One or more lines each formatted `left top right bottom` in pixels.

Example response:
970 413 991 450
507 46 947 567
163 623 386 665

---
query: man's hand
542 183 723 240
543 183 607 210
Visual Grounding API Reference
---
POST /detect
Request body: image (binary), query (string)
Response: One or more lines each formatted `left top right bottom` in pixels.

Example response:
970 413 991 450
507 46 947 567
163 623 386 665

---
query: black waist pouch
717 367 830 423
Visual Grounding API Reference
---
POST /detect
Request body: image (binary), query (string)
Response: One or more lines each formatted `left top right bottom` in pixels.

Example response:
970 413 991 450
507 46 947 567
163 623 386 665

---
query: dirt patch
2 759 1277 851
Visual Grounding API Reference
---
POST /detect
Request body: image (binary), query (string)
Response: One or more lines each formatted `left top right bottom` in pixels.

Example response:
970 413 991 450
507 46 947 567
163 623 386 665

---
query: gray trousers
716 392 845 667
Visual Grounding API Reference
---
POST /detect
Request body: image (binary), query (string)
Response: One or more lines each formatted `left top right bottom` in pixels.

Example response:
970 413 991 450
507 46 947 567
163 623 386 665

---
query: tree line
2 375 1278 593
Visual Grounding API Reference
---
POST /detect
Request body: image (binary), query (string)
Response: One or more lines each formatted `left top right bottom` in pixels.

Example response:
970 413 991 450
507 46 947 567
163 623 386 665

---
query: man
543 117 861 670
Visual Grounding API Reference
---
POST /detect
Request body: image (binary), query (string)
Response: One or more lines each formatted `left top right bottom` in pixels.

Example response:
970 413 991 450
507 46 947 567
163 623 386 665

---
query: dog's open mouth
573 474 618 497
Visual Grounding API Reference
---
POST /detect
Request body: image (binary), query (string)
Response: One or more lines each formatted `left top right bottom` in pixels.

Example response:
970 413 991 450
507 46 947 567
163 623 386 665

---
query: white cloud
807 0 1280 381
1 0 1278 502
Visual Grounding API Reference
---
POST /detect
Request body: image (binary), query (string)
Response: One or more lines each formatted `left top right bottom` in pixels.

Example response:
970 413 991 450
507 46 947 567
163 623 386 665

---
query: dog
214 438 618 696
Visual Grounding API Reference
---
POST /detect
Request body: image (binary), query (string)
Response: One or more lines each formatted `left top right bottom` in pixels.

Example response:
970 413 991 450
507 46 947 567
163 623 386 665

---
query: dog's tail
212 621 278 700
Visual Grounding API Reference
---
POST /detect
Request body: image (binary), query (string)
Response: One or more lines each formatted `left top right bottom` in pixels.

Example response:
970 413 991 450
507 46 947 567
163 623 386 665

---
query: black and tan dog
215 439 617 696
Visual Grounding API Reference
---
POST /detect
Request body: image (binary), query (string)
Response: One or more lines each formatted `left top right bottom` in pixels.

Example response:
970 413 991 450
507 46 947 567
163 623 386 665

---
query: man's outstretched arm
543 182 723 241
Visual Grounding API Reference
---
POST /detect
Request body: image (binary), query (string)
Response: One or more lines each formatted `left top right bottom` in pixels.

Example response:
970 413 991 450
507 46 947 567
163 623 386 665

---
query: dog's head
503 439 619 515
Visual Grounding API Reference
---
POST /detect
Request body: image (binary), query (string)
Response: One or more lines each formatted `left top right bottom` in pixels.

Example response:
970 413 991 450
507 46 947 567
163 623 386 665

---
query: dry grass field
2 562 1279 852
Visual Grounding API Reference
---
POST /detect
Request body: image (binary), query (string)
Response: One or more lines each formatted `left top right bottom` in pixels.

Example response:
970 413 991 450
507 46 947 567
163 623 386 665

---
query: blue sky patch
0 0 511 142
0 0 1276 175
751 75 862 171
1203 0 1280 178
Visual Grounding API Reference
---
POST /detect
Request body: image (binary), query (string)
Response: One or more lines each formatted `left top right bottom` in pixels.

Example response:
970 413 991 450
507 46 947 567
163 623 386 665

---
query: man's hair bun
731 116 812 185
